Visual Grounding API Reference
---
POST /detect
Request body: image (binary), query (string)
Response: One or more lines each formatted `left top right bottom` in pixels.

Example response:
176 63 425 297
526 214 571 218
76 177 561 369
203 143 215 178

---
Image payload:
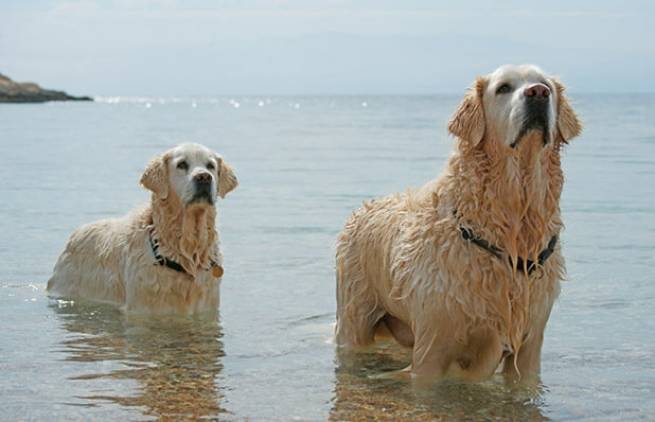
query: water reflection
331 343 547 421
49 300 227 420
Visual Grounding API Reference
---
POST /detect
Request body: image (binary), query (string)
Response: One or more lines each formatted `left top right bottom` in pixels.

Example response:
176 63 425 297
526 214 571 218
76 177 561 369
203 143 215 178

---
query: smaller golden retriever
47 143 238 313
335 65 582 382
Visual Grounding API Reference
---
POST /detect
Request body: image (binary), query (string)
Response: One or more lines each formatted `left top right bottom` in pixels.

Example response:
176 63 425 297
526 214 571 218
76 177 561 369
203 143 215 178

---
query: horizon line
88 91 655 98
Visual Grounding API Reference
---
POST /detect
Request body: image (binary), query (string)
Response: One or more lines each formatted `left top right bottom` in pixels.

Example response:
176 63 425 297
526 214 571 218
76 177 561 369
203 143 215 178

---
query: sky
1 0 654 95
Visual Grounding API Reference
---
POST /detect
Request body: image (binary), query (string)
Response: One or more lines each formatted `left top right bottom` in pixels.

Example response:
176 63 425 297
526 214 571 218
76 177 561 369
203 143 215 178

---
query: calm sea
0 95 653 421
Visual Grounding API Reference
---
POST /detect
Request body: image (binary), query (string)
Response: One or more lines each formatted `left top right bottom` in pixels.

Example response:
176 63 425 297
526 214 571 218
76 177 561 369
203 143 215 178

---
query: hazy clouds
1 0 653 95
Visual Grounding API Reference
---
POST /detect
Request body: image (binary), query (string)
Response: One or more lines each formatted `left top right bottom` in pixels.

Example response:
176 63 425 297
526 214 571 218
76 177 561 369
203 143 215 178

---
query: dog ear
217 155 238 199
140 153 170 199
448 77 486 148
553 79 582 143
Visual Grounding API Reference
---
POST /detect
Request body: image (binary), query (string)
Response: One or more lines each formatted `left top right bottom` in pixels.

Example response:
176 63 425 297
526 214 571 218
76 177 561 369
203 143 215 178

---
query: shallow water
0 95 654 420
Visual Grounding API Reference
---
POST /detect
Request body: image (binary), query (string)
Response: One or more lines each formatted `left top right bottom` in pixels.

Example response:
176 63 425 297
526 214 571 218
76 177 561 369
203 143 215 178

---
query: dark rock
0 72 93 103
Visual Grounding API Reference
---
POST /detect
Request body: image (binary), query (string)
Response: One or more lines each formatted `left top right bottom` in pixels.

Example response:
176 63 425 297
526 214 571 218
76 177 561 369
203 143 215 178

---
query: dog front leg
409 321 452 383
502 323 546 384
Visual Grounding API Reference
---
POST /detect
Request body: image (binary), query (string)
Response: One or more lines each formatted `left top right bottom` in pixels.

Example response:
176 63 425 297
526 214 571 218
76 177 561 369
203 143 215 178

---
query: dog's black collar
148 226 188 274
457 221 558 275
147 226 221 277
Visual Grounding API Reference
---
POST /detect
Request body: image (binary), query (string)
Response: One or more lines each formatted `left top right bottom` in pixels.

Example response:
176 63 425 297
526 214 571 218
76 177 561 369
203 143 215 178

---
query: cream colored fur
47 143 238 314
335 65 582 382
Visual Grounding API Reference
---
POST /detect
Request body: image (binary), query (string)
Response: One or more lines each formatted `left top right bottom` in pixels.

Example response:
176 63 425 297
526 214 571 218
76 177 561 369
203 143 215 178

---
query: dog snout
524 83 550 100
194 172 212 185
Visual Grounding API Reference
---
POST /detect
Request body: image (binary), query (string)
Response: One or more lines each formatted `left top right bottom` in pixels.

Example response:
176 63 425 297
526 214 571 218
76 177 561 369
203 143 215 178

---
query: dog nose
524 83 550 99
194 172 212 184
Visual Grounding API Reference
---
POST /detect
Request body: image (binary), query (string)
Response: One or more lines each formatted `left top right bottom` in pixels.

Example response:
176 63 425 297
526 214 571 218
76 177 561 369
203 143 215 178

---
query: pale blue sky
1 0 653 95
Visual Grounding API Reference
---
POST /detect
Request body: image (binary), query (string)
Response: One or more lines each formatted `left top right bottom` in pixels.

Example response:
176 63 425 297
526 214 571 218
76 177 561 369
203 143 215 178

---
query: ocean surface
0 95 653 421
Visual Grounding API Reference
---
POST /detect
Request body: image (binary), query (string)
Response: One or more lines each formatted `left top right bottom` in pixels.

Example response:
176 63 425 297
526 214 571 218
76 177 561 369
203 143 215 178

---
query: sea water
0 95 653 420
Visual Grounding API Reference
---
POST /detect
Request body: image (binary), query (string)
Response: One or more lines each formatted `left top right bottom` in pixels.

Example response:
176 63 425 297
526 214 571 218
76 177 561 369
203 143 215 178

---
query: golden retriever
47 143 238 313
335 64 582 382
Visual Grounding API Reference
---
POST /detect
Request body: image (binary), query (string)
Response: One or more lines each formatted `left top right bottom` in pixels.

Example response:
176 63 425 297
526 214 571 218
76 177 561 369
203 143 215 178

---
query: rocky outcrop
0 73 92 103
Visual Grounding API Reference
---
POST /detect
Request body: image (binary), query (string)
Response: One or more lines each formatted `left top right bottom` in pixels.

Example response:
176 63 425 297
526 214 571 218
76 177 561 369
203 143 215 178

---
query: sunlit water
0 95 654 421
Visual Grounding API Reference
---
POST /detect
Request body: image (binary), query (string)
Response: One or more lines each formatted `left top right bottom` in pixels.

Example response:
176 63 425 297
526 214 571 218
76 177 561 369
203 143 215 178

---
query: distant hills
0 73 92 103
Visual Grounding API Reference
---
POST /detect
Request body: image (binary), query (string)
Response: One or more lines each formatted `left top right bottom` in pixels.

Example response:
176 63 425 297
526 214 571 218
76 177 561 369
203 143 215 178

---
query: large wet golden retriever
47 143 238 313
335 65 582 382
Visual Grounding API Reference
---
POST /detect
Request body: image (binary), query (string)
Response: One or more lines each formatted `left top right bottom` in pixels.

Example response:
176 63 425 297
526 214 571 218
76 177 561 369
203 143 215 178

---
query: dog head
449 64 582 151
140 143 238 205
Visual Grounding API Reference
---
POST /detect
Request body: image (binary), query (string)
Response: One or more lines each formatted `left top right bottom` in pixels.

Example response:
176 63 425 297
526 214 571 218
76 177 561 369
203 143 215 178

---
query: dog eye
496 83 512 94
206 162 215 171
176 160 188 171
